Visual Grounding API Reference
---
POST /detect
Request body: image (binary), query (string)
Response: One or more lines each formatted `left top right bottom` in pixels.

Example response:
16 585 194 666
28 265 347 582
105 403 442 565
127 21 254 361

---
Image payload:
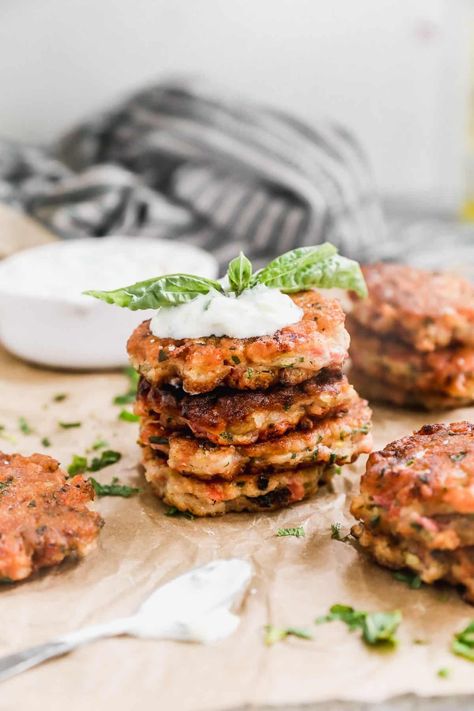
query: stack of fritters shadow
128 290 372 516
348 263 474 410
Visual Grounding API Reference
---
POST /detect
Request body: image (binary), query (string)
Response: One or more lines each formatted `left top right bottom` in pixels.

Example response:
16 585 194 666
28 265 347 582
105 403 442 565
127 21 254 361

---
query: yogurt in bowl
0 236 218 369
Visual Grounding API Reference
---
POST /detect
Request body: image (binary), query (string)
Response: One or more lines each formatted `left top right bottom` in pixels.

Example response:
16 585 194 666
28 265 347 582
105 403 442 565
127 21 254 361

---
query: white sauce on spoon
150 284 303 339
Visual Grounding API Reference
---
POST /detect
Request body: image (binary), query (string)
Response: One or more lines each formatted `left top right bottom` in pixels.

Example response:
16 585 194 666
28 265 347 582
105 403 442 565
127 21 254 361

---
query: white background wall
0 0 472 209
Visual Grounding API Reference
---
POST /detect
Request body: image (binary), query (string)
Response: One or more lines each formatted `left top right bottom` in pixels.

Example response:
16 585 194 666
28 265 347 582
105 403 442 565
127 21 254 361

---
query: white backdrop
0 0 471 208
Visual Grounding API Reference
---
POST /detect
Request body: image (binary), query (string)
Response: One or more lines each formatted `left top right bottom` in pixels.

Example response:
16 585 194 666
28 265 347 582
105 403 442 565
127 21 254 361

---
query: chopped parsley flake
67 454 88 476
452 620 474 661
58 421 81 429
231 355 241 365
89 450 122 472
91 439 108 451
89 476 139 498
41 437 51 448
315 604 401 646
19 417 33 435
118 410 140 423
276 526 305 538
393 571 423 589
113 367 139 405
330 523 349 541
149 435 169 445
165 506 195 520
437 668 450 679
264 625 313 646
67 450 121 476
53 393 67 402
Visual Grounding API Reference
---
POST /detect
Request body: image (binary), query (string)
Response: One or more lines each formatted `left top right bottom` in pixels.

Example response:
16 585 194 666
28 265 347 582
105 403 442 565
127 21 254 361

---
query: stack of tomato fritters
128 290 372 516
348 263 474 410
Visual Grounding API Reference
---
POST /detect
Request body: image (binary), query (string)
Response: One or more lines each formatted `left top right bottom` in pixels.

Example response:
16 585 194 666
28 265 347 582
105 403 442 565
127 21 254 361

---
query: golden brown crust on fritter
351 526 474 603
348 321 474 402
349 367 474 412
0 452 103 582
142 446 332 516
350 263 474 352
139 396 372 480
351 422 474 551
128 291 349 394
135 369 357 445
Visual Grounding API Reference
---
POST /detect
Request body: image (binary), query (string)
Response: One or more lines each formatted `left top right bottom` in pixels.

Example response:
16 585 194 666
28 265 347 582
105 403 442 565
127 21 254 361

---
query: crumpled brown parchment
1 345 474 711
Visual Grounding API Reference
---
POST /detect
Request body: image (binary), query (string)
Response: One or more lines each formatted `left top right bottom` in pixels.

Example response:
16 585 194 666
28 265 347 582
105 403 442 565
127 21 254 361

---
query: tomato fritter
0 452 103 582
351 422 474 601
350 263 474 352
135 369 357 446
350 368 473 411
139 396 372 480
142 446 334 516
127 291 349 394
348 321 474 403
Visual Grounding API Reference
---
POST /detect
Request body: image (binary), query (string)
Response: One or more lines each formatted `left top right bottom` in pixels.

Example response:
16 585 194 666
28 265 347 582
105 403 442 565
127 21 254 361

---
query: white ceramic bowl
0 237 218 369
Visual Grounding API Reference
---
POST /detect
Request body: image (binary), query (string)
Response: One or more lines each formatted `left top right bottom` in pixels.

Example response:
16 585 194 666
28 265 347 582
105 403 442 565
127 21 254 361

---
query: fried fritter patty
351 526 474 603
349 368 474 411
351 422 474 551
348 321 474 402
128 291 349 394
135 369 357 446
142 446 333 516
139 396 372 480
0 452 103 582
350 263 474 352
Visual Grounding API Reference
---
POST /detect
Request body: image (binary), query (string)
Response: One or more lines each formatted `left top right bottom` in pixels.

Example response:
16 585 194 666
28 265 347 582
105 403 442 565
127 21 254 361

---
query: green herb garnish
19 417 33 435
330 523 350 541
276 526 305 538
118 410 139 423
264 625 313 646
393 571 423 589
165 506 195 520
67 454 88 476
89 476 139 498
53 393 67 402
227 252 253 295
41 437 51 448
91 438 108 451
113 367 139 405
84 244 367 310
437 668 450 679
316 604 401 646
149 435 169 445
452 620 474 661
58 421 81 429
67 450 121 476
89 450 122 471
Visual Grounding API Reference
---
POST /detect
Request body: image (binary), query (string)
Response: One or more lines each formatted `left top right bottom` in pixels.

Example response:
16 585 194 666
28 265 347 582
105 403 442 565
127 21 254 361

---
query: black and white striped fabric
0 80 385 266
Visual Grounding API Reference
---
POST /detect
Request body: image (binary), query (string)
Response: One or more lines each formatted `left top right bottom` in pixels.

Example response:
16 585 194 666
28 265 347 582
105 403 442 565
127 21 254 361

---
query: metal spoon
0 558 252 683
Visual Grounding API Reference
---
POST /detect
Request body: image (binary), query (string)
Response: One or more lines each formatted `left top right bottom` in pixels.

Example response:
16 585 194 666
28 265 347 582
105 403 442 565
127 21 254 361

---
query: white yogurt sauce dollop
150 284 304 339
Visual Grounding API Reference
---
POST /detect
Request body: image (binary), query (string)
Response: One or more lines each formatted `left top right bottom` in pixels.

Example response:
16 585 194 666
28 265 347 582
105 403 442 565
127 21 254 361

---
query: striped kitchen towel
0 80 385 266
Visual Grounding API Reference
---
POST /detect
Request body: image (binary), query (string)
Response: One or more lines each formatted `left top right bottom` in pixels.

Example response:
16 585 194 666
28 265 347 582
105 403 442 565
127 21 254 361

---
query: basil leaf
227 252 253 295
257 248 367 297
85 274 223 310
253 244 337 291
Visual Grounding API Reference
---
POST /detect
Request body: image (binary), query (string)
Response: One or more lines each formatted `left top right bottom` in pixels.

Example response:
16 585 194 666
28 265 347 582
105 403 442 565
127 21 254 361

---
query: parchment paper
2 346 474 711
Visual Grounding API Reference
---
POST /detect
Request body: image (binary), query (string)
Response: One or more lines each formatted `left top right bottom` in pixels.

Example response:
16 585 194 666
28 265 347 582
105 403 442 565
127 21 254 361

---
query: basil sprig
227 252 253 295
85 242 367 309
